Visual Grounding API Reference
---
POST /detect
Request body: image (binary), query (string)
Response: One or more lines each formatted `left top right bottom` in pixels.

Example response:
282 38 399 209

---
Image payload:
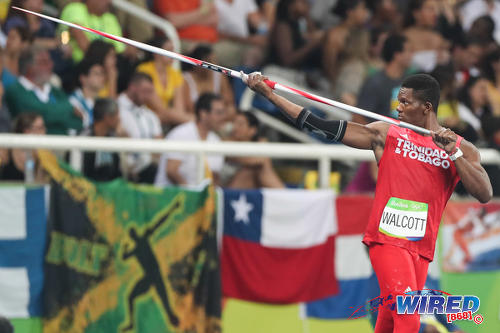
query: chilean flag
220 188 339 303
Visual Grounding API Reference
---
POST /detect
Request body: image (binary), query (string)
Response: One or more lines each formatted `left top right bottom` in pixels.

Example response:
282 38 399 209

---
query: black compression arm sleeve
295 108 347 142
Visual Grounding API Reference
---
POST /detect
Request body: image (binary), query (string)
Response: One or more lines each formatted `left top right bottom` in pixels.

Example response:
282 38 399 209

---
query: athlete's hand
431 127 458 154
242 72 273 98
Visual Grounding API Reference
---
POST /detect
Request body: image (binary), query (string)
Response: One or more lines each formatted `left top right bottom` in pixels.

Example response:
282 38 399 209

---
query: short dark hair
0 316 13 333
382 34 407 63
93 98 117 123
128 72 153 86
401 74 441 112
332 0 365 18
195 93 222 118
18 45 47 76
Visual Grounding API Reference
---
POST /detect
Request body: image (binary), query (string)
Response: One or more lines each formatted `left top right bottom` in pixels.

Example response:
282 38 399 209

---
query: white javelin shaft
14 6 431 135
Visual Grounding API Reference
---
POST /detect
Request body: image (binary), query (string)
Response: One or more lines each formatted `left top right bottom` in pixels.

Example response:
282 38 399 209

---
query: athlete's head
401 73 440 110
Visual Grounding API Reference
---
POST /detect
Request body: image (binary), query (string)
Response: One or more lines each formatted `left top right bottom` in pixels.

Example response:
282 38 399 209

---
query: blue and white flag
0 186 47 318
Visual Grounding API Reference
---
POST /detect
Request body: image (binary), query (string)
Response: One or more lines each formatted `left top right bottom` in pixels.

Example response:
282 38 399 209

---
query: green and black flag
39 151 221 333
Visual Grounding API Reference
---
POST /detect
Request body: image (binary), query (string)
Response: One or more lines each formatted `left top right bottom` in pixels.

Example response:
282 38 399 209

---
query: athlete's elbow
476 187 493 204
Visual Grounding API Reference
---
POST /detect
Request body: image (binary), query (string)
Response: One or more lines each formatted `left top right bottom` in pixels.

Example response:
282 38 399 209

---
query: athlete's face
396 88 430 125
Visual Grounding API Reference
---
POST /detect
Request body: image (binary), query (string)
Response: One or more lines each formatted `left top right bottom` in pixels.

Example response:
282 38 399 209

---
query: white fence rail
1 134 499 188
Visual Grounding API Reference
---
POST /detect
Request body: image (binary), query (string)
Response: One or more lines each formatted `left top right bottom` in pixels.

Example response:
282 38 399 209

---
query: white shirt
19 76 52 103
155 121 224 187
215 0 258 38
117 93 162 173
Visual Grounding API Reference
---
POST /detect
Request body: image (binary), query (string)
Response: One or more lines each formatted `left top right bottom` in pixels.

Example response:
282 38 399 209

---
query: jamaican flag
39 151 221 332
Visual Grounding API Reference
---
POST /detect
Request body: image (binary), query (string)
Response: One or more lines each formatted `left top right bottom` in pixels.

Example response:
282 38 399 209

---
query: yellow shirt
136 61 184 107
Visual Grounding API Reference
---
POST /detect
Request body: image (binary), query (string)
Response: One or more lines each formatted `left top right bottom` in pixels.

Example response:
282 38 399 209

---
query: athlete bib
378 197 428 241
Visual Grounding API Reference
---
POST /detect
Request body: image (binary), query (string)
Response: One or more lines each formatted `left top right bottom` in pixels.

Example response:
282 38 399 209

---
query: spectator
3 25 30 80
450 36 484 87
214 0 268 68
82 98 122 182
221 111 284 188
431 64 477 141
355 34 413 122
117 72 162 184
69 59 105 130
114 0 154 43
480 47 500 116
5 46 83 135
154 0 218 50
403 0 450 72
0 316 13 333
368 0 404 32
467 15 497 53
137 36 192 126
460 0 500 44
267 0 325 72
155 93 226 187
0 112 46 182
5 0 58 49
325 0 370 86
182 45 236 118
457 75 492 142
331 28 370 106
81 40 118 99
481 116 500 196
59 0 126 62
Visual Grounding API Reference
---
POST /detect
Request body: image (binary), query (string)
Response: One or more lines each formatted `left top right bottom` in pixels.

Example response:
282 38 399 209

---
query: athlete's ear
424 101 433 115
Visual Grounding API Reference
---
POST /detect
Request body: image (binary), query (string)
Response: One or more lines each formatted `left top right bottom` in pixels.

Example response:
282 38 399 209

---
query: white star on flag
231 194 254 224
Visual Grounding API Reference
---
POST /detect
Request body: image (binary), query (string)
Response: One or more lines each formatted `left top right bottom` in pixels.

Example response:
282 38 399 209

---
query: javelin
14 6 431 136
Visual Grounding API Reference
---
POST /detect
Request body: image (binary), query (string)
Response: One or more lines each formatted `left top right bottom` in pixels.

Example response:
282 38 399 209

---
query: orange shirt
155 0 218 43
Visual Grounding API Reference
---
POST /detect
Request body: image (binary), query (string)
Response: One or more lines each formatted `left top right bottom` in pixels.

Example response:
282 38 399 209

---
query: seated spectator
69 59 105 130
0 79 9 133
457 75 492 142
481 48 500 116
81 40 118 99
0 316 13 333
3 25 30 81
214 0 268 68
5 46 83 135
154 0 219 50
5 0 58 50
367 0 404 32
460 0 500 44
59 0 126 63
450 36 484 87
331 28 370 106
431 64 477 140
182 45 236 118
221 111 284 189
117 72 162 184
137 36 192 126
82 98 122 182
0 112 46 182
267 0 326 77
467 15 497 53
155 93 226 187
403 0 450 72
325 0 370 86
481 115 500 196
355 34 413 123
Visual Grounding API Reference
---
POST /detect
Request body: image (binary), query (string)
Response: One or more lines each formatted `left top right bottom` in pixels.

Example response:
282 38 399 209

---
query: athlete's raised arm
245 73 389 157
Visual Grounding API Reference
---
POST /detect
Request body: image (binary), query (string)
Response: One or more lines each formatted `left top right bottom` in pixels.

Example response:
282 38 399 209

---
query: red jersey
363 125 463 261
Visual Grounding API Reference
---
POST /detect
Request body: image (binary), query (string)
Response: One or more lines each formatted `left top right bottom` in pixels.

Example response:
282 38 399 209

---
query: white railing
1 134 500 188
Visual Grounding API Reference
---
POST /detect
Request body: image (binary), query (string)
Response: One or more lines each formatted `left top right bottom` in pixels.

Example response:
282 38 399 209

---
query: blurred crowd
0 0 498 196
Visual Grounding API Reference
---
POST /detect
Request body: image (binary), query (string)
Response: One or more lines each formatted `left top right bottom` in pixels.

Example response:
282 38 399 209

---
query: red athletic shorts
369 243 430 333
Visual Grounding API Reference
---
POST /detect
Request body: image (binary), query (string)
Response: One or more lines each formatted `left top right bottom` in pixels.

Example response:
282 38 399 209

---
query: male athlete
244 73 492 333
